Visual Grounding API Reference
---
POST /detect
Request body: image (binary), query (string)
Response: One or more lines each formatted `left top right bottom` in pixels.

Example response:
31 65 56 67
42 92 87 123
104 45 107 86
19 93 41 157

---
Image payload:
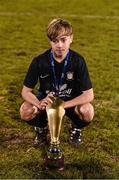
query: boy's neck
52 50 69 63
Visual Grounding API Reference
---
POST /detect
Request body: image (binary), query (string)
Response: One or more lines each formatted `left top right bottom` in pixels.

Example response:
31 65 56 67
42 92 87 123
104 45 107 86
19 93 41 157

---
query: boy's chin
55 50 66 57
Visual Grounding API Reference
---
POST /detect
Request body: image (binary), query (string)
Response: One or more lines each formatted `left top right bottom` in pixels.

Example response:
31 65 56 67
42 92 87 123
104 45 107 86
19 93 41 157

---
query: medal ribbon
50 50 70 95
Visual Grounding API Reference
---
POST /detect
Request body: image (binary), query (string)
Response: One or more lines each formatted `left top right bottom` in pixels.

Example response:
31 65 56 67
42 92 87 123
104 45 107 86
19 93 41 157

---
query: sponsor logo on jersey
59 88 72 98
59 84 67 91
45 84 72 98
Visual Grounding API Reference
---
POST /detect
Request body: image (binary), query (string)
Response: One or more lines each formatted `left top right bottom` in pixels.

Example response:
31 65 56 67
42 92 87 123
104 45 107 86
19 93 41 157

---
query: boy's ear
70 34 73 43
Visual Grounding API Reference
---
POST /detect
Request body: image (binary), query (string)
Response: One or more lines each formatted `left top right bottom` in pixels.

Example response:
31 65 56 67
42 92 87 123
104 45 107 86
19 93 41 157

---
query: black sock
25 112 48 128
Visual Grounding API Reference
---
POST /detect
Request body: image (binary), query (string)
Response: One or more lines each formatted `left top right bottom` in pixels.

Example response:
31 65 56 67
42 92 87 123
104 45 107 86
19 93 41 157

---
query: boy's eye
52 39 58 43
52 37 68 43
61 38 66 42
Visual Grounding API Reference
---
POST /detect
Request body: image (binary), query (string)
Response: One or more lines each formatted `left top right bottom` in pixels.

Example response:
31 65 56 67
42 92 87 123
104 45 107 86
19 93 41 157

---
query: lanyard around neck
50 50 70 95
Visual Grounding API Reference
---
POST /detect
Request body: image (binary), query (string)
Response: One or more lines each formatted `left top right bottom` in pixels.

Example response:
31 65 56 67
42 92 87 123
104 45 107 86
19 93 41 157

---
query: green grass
0 0 119 179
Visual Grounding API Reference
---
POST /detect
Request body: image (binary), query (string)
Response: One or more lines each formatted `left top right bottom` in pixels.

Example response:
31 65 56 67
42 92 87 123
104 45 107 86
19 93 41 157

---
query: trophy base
44 156 64 171
44 145 64 171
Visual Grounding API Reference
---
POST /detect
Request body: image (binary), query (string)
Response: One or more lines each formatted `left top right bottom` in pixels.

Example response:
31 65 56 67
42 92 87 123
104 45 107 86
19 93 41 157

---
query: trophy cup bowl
44 97 65 171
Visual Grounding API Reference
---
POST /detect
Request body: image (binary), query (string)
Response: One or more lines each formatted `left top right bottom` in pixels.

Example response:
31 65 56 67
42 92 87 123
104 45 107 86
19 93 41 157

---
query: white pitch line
80 15 119 20
0 12 119 20
59 14 119 20
0 12 32 16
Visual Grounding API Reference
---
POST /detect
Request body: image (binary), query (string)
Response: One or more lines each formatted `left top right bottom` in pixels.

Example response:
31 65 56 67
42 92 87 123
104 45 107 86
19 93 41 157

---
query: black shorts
26 107 89 129
26 93 90 129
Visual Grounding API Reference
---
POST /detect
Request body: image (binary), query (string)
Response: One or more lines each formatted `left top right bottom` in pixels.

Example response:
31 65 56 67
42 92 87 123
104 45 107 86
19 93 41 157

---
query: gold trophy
45 97 65 171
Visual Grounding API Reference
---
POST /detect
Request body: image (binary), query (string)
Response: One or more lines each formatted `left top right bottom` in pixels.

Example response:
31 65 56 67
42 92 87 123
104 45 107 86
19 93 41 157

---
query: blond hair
47 18 73 41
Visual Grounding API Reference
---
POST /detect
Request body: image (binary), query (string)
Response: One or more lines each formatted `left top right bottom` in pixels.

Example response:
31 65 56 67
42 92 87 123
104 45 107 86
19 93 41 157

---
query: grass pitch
0 0 119 179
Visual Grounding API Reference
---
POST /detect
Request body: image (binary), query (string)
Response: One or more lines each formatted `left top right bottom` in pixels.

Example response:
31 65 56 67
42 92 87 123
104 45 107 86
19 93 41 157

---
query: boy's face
50 35 73 58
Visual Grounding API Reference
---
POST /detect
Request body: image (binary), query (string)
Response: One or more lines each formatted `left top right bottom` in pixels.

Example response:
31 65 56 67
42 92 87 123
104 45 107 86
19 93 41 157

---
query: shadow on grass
35 157 109 179
0 142 114 179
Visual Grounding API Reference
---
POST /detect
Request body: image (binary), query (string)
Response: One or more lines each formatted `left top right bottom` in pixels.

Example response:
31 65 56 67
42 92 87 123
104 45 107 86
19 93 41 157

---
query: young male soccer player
20 18 94 147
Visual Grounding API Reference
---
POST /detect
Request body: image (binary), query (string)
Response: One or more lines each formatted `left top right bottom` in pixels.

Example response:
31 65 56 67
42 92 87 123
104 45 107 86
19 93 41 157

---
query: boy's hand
39 93 54 110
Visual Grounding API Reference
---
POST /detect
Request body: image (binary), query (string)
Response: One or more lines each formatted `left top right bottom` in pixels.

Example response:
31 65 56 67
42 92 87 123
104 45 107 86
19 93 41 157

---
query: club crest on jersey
66 71 74 80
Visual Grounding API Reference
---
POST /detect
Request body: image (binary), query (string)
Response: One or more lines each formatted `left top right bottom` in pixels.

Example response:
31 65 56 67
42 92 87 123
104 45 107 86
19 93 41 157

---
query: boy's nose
57 41 63 47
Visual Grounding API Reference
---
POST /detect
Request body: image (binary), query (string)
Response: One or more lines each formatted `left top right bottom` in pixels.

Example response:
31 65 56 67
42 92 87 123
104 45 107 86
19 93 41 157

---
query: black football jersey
23 49 92 100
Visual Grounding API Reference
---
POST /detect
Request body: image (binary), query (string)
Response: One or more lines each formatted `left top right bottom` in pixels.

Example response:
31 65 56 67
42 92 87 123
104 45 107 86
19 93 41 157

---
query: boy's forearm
64 89 94 109
22 90 41 109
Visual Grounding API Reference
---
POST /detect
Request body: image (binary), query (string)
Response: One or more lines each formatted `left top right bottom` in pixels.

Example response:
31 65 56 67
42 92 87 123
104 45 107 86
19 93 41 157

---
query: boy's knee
76 103 94 122
20 102 34 121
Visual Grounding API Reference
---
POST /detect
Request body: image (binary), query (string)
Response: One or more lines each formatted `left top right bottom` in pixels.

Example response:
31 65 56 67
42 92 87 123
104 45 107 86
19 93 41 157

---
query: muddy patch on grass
2 134 25 144
1 128 33 145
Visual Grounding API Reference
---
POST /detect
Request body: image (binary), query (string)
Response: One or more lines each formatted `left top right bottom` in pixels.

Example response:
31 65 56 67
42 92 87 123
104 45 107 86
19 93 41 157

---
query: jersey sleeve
23 58 39 88
78 57 92 91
